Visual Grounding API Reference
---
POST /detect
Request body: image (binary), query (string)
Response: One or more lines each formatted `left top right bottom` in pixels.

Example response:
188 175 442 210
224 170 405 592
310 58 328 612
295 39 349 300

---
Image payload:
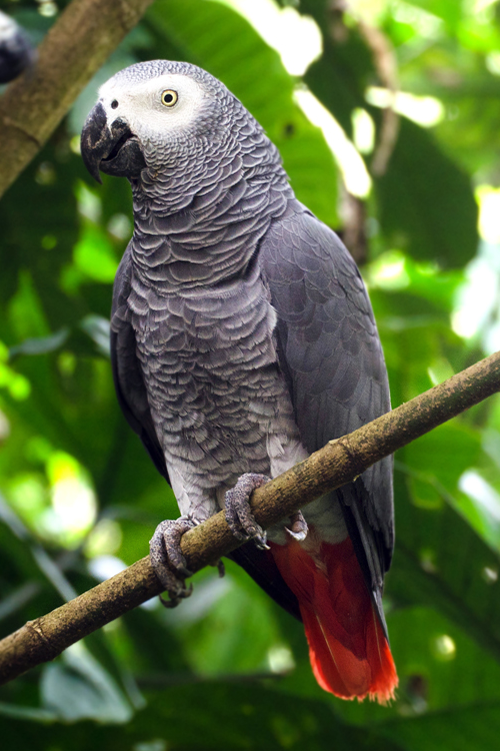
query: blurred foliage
1 0 500 748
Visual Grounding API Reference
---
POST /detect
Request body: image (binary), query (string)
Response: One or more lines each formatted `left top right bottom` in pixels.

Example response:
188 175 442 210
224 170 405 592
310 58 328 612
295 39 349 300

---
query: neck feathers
130 122 292 289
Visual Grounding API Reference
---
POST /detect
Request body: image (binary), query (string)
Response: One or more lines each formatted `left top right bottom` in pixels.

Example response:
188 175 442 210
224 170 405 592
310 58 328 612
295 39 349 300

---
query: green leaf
79 315 111 358
40 643 133 723
0 681 405 750
375 118 479 268
387 470 500 663
403 0 463 32
9 329 69 360
73 222 120 284
378 702 500 751
403 422 481 499
0 702 57 723
166 567 284 675
301 0 375 136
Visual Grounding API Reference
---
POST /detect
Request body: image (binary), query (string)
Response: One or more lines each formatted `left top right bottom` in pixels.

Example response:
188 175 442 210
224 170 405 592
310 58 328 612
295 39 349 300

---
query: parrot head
80 60 235 184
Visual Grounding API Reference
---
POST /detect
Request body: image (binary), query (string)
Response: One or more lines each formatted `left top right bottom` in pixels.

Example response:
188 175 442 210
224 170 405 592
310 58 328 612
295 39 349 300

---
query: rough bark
0 0 155 198
1 349 500 686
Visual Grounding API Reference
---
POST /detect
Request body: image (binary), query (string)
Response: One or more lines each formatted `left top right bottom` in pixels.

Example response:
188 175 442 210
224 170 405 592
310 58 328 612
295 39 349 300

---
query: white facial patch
98 73 205 141
0 11 18 37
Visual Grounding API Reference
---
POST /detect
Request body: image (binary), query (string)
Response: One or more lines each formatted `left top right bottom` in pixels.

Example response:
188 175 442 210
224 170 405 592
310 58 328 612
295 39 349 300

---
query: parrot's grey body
81 60 396 701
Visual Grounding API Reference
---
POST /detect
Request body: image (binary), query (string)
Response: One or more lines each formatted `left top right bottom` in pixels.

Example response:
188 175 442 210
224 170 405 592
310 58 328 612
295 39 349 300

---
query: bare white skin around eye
97 73 206 141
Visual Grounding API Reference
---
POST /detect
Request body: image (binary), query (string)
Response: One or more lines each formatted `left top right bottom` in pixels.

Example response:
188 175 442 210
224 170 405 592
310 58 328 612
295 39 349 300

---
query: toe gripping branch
151 474 309 607
149 515 198 608
225 473 270 549
225 473 309 548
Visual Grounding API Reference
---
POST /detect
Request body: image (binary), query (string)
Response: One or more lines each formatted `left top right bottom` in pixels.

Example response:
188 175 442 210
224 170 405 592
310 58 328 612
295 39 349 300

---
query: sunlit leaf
40 643 133 723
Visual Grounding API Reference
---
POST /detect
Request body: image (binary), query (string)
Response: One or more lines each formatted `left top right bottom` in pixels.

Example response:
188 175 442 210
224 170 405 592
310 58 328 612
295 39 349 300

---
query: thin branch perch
0 0 154 198
1 350 500 686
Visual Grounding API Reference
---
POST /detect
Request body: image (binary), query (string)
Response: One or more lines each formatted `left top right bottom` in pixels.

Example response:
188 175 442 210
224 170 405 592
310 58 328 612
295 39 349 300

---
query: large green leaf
374 117 478 268
0 680 404 750
301 0 375 136
378 702 500 751
388 469 500 662
403 0 463 32
40 643 133 723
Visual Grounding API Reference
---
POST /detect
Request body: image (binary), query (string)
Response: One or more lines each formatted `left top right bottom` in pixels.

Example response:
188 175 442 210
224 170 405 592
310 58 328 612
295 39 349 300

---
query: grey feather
81 60 394 628
260 204 394 630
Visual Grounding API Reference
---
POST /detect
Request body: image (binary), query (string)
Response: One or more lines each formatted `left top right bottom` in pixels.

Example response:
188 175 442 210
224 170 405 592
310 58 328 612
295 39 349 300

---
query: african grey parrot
81 60 397 702
0 11 35 84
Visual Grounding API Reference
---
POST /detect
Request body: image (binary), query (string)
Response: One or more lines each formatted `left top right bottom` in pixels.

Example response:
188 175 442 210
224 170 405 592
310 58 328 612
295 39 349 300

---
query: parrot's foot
286 510 308 542
225 473 269 549
149 515 198 608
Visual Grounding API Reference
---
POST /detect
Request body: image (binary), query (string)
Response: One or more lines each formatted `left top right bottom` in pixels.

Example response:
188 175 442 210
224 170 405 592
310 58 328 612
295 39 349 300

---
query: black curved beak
81 101 146 183
81 102 110 183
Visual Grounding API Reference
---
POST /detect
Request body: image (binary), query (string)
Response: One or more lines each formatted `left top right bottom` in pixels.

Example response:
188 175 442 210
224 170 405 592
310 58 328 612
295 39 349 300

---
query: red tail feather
270 536 398 703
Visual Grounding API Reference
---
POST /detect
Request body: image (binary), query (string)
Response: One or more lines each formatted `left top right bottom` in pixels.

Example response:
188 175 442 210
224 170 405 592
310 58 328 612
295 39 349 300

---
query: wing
110 245 170 481
260 202 394 630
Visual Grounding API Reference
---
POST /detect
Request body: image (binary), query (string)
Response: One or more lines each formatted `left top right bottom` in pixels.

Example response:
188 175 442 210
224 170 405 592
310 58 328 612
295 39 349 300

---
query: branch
0 0 154 198
1 350 500 685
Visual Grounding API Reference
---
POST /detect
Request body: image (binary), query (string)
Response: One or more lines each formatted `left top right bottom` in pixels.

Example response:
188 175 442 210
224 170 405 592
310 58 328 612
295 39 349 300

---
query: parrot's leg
225 473 270 549
149 515 198 608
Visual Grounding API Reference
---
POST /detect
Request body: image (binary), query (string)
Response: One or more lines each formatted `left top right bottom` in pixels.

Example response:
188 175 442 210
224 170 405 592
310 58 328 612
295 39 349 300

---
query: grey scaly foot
286 510 308 541
225 473 270 549
149 515 198 608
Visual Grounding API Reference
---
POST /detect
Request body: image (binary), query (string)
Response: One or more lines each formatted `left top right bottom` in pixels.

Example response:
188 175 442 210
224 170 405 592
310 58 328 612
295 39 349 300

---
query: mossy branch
0 0 155 198
1 350 500 686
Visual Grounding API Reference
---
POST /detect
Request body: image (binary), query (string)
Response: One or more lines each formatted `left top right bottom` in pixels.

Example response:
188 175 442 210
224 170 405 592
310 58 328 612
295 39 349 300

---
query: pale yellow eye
161 89 178 107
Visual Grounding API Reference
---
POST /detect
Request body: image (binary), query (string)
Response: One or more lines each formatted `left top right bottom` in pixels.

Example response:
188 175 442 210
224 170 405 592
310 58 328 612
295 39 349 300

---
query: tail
269 536 398 703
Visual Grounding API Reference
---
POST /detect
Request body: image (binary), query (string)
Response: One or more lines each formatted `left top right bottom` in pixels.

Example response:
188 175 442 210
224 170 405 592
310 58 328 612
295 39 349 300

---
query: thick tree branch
0 0 154 198
1 350 500 686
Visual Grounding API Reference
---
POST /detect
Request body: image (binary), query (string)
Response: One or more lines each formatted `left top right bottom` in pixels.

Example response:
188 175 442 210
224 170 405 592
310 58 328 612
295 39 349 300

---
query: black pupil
164 93 174 103
111 100 118 109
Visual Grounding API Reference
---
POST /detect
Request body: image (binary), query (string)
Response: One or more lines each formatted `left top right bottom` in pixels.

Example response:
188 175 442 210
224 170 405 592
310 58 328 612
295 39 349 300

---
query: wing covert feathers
269 535 398 703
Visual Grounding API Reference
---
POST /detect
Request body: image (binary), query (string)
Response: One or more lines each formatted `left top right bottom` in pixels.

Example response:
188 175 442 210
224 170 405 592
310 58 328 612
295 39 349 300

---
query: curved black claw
213 559 226 578
149 515 198 608
225 473 270 549
286 510 308 542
